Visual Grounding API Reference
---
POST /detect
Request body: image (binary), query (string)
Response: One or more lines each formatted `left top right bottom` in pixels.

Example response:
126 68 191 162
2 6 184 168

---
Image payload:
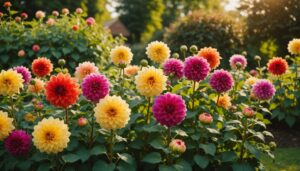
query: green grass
261 148 300 171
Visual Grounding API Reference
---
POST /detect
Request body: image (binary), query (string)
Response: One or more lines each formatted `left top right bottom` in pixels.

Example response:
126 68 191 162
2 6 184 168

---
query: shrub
164 11 244 68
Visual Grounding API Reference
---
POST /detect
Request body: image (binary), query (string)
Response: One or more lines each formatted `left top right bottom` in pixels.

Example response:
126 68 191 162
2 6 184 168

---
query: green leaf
0 55 9 63
285 115 296 127
90 145 106 156
244 141 261 159
117 153 134 164
62 153 80 163
52 51 61 59
72 54 80 61
37 162 51 171
76 147 90 162
62 47 72 55
220 151 237 162
199 143 216 156
193 154 209 169
232 162 255 171
149 138 165 150
93 160 115 171
142 152 161 164
117 161 136 171
206 128 220 134
159 165 174 171
175 129 188 137
174 159 192 171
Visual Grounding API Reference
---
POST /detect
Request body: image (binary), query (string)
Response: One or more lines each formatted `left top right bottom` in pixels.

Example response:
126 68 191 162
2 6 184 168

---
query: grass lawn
261 148 300 171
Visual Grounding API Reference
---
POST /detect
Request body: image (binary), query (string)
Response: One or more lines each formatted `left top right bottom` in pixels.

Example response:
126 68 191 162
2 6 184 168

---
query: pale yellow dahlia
146 41 170 63
124 65 140 77
288 39 300 55
245 77 258 87
94 95 131 130
135 67 167 97
215 94 231 110
110 46 133 66
32 117 70 154
0 70 24 96
0 110 14 141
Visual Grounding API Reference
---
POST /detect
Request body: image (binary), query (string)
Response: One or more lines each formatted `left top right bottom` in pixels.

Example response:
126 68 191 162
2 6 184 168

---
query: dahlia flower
245 77 258 87
4 130 31 156
146 41 170 63
198 47 221 69
35 10 45 20
110 46 133 66
13 66 31 84
124 65 140 77
0 69 24 96
0 111 14 141
229 54 247 70
209 69 234 93
28 78 45 94
243 107 255 118
163 58 184 79
251 79 275 101
183 56 210 82
32 57 53 77
267 57 288 76
215 94 231 110
75 61 99 81
288 39 300 55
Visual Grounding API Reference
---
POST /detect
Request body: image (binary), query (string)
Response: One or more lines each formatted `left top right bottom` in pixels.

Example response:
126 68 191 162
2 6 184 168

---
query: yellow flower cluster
146 41 170 63
110 46 133 66
0 110 14 141
0 70 24 96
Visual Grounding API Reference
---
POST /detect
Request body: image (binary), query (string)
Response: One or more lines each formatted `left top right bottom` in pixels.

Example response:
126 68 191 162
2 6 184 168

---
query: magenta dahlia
251 79 275 100
229 54 247 70
13 66 31 84
183 56 210 82
209 69 234 93
163 59 184 79
82 73 110 103
4 130 32 156
152 93 186 127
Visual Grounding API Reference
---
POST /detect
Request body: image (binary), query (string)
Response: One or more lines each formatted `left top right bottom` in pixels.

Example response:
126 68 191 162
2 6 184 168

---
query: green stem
146 97 152 124
89 116 95 147
191 81 196 110
108 129 115 163
216 93 221 108
240 119 248 160
65 108 69 124
10 97 17 127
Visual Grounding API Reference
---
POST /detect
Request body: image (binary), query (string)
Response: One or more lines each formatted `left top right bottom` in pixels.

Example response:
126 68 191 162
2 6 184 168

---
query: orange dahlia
32 57 53 77
45 73 80 108
267 57 288 76
198 47 221 69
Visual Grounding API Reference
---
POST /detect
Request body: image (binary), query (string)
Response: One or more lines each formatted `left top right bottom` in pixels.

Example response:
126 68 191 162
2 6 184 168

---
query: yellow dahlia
0 110 14 141
0 70 24 96
24 113 37 122
215 94 231 110
94 95 131 130
146 41 170 63
135 67 167 97
245 77 258 87
124 65 140 77
288 39 300 55
110 46 133 66
32 117 70 154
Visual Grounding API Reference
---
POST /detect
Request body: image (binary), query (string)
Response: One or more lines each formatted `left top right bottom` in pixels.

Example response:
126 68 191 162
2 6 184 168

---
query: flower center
165 105 175 114
83 69 91 75
107 108 117 117
45 131 55 141
11 138 22 147
38 64 46 71
176 141 182 145
55 85 66 95
155 48 162 55
3 78 11 85
147 76 155 86
118 52 125 60
91 82 100 89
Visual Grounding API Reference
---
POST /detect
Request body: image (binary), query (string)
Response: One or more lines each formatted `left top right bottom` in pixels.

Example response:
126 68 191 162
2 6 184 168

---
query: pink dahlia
229 54 247 70
152 93 186 127
82 73 110 103
4 130 31 156
163 58 184 79
251 79 275 101
13 66 31 84
209 69 234 93
183 56 210 82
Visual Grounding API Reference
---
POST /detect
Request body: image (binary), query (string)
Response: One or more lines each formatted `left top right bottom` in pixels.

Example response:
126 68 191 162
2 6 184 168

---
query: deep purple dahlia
4 130 32 156
152 93 186 127
229 55 247 70
13 66 31 84
251 79 275 100
82 73 110 103
209 69 234 93
163 59 184 79
183 56 210 82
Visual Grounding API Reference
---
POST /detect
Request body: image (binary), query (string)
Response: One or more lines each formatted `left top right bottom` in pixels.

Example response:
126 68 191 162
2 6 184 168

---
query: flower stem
191 81 196 110
108 129 115 163
10 97 17 127
240 119 248 160
167 127 172 145
65 108 69 124
89 115 95 147
146 97 152 124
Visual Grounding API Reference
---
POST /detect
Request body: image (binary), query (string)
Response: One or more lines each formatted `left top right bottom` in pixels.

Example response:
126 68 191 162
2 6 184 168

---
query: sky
224 0 240 11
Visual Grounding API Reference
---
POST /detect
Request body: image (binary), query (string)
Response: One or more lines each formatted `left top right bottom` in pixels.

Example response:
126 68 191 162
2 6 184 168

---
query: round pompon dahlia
0 111 14 141
82 73 110 103
45 73 80 108
251 79 275 101
135 67 167 97
32 117 70 154
183 56 210 82
110 46 133 66
163 58 184 79
0 69 24 96
75 61 99 81
4 130 31 156
229 54 247 70
32 57 53 77
94 95 131 130
267 57 288 76
209 69 234 93
13 66 31 84
198 47 221 69
146 41 171 63
152 93 186 127
288 38 300 55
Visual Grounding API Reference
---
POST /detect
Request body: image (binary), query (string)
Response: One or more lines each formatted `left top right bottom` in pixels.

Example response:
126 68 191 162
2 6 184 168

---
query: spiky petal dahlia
45 73 80 108
13 66 31 84
28 78 45 94
32 57 53 77
0 69 24 96
251 79 275 101
288 39 300 55
152 93 186 127
163 59 184 79
110 46 133 66
94 95 131 130
32 117 70 154
229 54 247 70
183 56 210 82
75 61 99 81
209 69 234 93
4 130 31 156
146 41 170 63
135 67 167 97
124 65 140 77
267 57 288 76
82 73 110 103
198 47 221 69
215 94 231 110
0 111 14 141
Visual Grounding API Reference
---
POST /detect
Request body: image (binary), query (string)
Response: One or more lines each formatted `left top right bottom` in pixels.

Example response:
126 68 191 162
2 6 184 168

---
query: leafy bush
164 11 244 68
0 7 123 71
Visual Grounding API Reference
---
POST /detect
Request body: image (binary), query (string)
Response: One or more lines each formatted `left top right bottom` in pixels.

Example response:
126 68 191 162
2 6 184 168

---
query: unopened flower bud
75 8 83 14
61 8 69 15
52 11 59 17
58 59 66 66
243 107 255 118
180 45 188 52
78 117 88 127
190 45 198 53
172 53 179 59
140 59 148 67
198 113 213 124
254 55 261 61
169 139 186 154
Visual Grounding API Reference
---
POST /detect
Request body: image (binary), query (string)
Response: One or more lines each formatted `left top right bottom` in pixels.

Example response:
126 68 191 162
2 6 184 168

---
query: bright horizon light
224 0 240 11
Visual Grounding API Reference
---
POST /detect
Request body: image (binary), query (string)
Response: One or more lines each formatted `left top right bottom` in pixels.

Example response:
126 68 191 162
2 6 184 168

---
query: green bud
58 59 66 66
235 62 242 69
269 141 276 150
63 68 69 74
140 59 148 67
172 53 180 59
189 45 198 53
30 79 36 85
55 68 62 73
180 45 188 52
254 55 261 61
242 51 247 56
119 62 127 69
